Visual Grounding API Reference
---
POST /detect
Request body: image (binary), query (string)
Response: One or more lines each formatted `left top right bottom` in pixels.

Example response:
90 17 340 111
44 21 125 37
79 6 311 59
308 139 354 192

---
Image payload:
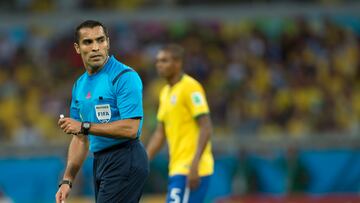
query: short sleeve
114 71 143 119
185 83 209 118
70 83 81 121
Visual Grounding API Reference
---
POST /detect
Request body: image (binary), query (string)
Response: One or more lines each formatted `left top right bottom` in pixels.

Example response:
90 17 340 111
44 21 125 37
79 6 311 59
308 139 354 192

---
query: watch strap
81 122 91 135
58 180 72 188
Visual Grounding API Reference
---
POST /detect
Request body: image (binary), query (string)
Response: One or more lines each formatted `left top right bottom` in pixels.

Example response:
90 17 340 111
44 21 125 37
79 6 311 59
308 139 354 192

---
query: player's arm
185 84 212 170
56 134 88 203
146 122 166 160
188 114 213 189
192 114 213 169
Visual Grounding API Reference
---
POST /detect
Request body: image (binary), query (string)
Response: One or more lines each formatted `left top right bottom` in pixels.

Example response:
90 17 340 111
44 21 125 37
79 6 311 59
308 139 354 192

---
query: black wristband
81 122 91 135
58 180 72 188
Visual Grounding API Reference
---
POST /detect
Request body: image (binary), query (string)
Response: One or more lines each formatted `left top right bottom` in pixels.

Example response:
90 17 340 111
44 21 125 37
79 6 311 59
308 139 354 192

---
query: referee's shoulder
109 63 141 86
111 56 140 77
74 72 88 85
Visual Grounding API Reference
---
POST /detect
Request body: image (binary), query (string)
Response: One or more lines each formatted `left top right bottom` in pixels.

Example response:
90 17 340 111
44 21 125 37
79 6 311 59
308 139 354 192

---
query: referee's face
156 50 178 79
74 26 110 73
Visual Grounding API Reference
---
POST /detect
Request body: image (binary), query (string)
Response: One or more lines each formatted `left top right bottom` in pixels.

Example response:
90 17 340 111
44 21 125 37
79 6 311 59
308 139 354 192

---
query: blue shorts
166 175 211 203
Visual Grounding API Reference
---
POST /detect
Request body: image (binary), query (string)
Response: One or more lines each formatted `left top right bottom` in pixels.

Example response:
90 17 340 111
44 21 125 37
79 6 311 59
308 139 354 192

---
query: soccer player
147 44 214 203
55 20 149 203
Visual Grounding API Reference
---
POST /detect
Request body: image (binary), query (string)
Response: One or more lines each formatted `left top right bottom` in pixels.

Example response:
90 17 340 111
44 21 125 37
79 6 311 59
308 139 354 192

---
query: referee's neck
98 56 109 71
87 56 109 75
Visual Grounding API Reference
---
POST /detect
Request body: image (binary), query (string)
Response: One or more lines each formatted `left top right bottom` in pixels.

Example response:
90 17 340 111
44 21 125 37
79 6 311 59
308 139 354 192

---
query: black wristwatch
58 180 72 188
81 122 91 135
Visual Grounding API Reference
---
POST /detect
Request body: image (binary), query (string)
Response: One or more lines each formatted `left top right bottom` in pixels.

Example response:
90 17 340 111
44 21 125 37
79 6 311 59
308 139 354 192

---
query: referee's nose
92 41 100 52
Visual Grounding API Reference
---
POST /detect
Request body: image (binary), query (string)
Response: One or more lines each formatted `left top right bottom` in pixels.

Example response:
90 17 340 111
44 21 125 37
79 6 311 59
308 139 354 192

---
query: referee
56 20 149 203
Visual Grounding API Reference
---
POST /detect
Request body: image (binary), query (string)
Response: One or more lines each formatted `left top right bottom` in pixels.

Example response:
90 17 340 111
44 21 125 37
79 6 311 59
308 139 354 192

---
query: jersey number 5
169 188 181 203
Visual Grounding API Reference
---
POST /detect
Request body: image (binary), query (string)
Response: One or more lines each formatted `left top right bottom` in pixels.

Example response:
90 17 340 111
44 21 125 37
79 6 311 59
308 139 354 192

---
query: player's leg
166 175 211 203
166 175 187 203
187 175 211 203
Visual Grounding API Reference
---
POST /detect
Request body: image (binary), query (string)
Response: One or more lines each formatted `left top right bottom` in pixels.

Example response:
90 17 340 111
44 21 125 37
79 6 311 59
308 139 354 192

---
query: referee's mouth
90 54 103 60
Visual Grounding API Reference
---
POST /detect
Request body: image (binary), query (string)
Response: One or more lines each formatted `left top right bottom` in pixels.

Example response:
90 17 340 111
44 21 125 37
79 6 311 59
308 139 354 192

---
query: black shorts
93 139 149 203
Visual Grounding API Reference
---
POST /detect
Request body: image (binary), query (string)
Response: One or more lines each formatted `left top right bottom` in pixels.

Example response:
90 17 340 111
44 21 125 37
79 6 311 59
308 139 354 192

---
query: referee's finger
58 118 66 126
55 190 61 203
60 190 66 203
60 121 69 130
64 125 72 134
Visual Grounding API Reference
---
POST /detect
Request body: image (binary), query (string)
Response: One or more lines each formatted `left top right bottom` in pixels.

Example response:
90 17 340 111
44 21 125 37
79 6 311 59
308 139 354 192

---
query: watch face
83 122 90 129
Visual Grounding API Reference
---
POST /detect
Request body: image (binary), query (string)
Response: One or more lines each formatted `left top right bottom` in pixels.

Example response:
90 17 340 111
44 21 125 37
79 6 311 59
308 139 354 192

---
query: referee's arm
63 135 89 181
89 118 141 139
56 134 89 203
146 122 166 160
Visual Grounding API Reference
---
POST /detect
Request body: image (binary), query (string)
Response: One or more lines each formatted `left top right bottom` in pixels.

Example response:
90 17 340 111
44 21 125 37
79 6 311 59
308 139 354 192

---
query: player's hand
187 161 200 189
55 184 71 203
58 117 82 135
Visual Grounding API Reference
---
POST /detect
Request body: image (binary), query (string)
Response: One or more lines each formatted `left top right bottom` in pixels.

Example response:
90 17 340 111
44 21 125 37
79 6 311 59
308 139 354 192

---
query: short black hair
74 20 108 43
160 44 185 62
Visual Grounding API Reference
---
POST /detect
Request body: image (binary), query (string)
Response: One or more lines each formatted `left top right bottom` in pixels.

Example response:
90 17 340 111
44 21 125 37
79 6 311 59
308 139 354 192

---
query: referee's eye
82 39 92 45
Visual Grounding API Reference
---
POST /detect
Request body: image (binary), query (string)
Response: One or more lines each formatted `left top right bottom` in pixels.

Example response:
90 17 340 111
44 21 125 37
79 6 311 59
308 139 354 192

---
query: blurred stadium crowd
0 2 359 146
0 1 359 203
1 0 357 12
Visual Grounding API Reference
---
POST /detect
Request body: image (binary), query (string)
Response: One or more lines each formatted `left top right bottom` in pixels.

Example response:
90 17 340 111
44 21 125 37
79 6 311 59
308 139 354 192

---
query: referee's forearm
63 163 81 181
63 135 89 181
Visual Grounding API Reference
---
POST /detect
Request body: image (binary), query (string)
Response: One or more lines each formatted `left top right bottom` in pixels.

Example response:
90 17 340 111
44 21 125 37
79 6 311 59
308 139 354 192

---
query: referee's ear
106 37 110 50
74 42 80 54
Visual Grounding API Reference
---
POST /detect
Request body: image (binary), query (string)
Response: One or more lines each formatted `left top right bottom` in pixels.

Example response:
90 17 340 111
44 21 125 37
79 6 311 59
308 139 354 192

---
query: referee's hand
55 184 71 203
58 117 82 135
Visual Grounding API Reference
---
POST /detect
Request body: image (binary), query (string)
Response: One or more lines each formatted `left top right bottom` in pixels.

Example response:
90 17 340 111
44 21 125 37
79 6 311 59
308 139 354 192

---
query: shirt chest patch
95 104 111 123
170 95 177 105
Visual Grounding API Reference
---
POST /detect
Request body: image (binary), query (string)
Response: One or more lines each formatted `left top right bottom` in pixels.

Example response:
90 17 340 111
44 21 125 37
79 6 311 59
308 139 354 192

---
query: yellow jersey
157 74 214 176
